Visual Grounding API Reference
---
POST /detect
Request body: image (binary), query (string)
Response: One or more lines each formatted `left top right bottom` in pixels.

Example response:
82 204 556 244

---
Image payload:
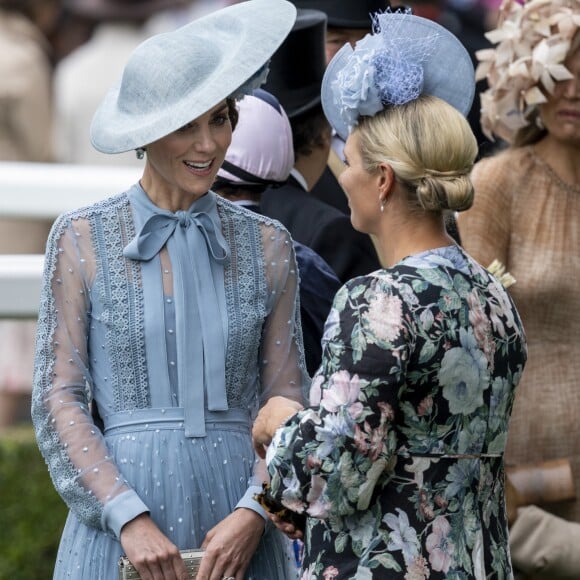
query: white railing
0 255 44 318
0 162 141 316
0 161 141 219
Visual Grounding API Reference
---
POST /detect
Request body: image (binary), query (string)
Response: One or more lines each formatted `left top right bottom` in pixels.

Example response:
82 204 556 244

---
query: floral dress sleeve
266 273 411 518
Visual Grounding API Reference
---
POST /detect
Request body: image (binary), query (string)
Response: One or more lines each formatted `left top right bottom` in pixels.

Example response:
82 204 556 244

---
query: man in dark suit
261 8 382 283
289 0 392 214
214 88 342 376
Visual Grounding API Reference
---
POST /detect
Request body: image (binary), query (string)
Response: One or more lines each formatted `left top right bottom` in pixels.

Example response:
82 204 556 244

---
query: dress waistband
103 407 251 436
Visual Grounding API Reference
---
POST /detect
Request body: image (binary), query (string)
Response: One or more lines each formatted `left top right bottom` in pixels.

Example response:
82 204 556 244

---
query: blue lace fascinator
321 11 475 141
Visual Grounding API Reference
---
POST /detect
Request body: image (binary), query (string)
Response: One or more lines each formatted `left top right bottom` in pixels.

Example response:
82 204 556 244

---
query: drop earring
380 200 385 213
136 147 145 160
535 115 545 130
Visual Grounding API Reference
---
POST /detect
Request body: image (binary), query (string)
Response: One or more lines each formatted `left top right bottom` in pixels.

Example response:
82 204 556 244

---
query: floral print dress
266 246 527 580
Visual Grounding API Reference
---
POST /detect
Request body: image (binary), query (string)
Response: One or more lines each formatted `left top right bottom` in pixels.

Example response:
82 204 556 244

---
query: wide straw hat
90 0 297 153
64 0 186 21
321 11 475 141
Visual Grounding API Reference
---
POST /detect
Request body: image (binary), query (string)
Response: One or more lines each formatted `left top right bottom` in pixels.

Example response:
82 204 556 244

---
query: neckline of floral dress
396 244 465 270
528 146 580 195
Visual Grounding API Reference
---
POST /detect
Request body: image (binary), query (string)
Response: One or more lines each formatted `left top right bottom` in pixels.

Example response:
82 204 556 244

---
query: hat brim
90 0 297 153
321 14 475 141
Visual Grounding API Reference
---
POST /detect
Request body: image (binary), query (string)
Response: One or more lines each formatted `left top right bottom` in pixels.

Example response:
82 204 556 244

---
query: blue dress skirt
32 188 306 580
53 409 298 579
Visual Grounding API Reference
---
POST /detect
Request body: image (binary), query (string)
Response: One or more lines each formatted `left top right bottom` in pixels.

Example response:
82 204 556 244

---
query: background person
32 2 308 579
0 0 62 429
458 1 580 576
290 0 392 214
252 11 527 579
53 0 186 166
260 7 382 283
213 88 341 378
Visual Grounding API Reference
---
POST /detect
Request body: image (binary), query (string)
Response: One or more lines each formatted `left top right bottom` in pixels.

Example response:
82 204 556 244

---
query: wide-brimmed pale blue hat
90 0 297 153
321 11 475 141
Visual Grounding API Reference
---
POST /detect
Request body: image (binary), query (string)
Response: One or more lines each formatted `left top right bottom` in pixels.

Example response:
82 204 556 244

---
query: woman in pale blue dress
31 2 308 578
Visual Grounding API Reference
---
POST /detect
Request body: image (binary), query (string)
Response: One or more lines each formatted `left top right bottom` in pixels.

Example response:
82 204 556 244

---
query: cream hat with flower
90 0 297 153
476 0 580 143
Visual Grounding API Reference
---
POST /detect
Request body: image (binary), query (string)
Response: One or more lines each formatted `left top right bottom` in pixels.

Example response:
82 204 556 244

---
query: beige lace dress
458 145 580 522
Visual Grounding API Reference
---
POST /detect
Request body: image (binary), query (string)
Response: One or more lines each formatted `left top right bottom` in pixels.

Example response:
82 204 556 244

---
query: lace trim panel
218 199 267 409
93 197 149 411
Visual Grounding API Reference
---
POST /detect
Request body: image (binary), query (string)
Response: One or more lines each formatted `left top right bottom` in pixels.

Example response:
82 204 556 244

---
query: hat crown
118 33 220 115
291 0 388 28
90 0 297 153
263 8 327 118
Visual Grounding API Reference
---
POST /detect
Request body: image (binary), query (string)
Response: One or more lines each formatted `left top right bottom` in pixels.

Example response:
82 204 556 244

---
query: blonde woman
252 11 527 580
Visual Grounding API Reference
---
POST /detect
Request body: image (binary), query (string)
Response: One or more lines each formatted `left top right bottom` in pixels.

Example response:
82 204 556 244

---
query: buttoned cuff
235 484 268 523
101 490 149 538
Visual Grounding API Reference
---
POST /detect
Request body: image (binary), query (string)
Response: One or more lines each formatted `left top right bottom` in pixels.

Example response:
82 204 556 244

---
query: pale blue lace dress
32 184 308 579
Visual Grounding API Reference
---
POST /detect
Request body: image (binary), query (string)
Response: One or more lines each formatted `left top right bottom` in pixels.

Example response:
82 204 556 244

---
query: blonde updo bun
357 95 477 213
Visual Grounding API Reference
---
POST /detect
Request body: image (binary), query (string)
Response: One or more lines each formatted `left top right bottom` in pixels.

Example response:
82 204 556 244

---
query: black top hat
290 0 390 29
262 8 327 118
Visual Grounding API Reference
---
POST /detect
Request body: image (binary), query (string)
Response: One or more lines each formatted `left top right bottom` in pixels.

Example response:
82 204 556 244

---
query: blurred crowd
0 0 502 425
2 1 580 578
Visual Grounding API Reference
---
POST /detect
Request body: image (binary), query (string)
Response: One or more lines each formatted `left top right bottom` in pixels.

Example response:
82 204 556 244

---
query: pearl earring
136 147 145 160
380 200 385 213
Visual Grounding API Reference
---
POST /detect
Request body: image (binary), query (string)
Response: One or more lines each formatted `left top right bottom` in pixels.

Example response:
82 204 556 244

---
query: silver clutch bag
118 549 204 580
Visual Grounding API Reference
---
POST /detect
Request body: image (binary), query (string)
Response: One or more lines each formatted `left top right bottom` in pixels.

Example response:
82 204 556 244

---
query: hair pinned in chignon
356 94 477 213
416 172 474 213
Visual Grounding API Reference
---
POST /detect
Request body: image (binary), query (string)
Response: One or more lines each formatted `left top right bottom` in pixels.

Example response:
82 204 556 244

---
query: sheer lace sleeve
259 223 310 405
265 277 410 518
236 222 310 517
32 214 148 536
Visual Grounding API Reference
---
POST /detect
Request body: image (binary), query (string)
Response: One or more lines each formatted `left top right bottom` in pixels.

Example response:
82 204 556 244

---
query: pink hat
217 89 295 187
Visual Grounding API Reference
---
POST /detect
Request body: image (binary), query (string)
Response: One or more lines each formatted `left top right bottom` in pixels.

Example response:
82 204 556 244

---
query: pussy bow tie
124 191 230 437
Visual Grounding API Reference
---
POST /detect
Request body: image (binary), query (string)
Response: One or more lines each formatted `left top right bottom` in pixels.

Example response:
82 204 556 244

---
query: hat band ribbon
220 160 287 187
124 204 230 437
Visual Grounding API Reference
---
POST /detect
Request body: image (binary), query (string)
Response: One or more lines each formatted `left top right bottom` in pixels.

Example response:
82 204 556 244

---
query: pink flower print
417 396 433 417
354 422 371 456
301 563 317 580
354 420 388 460
377 401 395 422
322 566 340 579
321 370 363 419
418 488 434 520
306 454 323 470
310 374 324 405
467 290 496 370
405 555 431 580
363 292 403 343
426 516 455 573
306 475 331 518
369 421 389 461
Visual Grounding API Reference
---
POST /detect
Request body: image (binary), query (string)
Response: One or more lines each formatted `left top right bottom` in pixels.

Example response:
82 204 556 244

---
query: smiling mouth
558 110 580 119
184 160 213 171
